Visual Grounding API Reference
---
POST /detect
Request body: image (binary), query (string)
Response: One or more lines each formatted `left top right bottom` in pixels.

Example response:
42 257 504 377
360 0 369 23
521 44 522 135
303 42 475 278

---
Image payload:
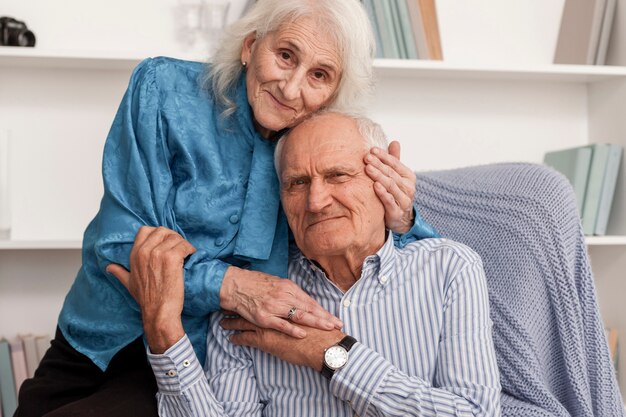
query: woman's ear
241 32 257 65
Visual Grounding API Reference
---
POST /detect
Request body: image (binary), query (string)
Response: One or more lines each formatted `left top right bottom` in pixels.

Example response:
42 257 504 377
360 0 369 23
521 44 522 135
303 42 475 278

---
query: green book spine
582 144 611 235
363 0 385 59
543 145 592 216
594 144 623 235
0 340 17 417
374 0 401 58
389 0 408 58
396 0 419 59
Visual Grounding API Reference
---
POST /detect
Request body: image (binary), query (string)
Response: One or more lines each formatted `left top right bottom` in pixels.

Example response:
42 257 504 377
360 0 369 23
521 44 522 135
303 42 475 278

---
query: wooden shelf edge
0 240 82 250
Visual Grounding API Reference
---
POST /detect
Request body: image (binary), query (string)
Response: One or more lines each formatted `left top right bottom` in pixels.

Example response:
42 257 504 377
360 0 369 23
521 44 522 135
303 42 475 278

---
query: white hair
274 111 389 176
207 0 375 119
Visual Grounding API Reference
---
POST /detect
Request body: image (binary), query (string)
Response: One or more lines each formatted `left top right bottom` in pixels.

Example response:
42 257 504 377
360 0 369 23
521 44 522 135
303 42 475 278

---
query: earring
242 61 247 68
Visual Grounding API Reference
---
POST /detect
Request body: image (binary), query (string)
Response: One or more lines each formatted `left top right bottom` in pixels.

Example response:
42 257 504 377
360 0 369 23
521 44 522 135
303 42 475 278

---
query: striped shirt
148 235 501 416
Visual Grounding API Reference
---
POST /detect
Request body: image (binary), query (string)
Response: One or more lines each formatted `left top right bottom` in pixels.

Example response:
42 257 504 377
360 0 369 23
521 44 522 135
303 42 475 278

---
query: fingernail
296 329 307 338
372 147 381 155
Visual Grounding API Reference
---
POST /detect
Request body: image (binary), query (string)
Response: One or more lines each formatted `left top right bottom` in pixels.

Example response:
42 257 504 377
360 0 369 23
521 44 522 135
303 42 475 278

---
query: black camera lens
15 30 36 47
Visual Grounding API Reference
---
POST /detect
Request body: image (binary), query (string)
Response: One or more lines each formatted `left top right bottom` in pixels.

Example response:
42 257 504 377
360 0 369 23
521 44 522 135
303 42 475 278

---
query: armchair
414 163 624 417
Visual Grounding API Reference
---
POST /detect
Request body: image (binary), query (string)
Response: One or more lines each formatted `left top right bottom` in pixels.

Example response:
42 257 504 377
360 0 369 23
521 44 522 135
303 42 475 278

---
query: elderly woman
15 1 437 416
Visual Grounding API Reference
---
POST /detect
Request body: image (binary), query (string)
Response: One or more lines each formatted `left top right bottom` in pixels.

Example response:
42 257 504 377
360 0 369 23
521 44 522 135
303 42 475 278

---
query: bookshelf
1 51 625 399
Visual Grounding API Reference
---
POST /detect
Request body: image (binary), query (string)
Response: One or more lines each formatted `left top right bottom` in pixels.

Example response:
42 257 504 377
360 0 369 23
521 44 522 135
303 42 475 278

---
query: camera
0 17 36 47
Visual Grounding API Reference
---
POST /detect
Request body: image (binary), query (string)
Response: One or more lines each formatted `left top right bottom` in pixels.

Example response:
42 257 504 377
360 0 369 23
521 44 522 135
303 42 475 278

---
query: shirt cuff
393 203 440 247
329 342 392 416
147 334 205 395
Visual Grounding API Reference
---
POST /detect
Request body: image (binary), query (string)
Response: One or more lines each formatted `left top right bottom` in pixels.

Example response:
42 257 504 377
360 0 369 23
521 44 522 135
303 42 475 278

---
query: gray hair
274 111 389 176
207 0 375 119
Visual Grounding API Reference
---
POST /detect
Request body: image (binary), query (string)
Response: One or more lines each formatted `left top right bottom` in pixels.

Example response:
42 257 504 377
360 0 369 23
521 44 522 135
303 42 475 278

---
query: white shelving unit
1 50 625 397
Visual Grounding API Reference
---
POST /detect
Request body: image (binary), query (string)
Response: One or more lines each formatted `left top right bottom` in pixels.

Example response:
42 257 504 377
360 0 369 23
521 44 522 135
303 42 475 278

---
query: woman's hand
220 267 343 339
106 226 196 353
221 317 345 372
365 141 416 234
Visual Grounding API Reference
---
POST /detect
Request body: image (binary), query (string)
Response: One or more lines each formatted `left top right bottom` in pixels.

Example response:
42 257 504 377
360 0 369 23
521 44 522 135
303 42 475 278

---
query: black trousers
14 327 158 417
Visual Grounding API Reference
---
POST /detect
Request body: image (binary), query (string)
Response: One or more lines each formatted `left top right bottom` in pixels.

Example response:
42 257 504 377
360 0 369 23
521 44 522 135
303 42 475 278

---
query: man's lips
306 216 345 228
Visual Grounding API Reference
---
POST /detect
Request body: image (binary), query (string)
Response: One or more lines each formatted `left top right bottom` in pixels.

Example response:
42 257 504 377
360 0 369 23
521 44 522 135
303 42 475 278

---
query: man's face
279 113 386 260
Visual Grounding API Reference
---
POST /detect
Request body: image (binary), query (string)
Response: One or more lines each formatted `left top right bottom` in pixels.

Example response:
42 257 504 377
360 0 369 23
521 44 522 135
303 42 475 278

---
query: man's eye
291 179 306 186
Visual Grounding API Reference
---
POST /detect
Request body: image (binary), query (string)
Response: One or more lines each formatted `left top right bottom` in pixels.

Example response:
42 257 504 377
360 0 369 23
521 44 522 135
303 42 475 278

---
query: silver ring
287 307 297 320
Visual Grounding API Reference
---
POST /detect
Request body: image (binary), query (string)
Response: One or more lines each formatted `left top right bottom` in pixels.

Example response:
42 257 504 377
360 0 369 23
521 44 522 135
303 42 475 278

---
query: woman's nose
280 68 306 101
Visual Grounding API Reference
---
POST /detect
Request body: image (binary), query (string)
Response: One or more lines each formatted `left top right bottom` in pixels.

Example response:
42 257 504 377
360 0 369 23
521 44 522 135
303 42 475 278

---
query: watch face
324 345 349 370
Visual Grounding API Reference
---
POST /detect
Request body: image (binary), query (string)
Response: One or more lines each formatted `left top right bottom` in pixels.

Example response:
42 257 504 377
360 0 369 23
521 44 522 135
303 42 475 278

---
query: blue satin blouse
58 57 439 371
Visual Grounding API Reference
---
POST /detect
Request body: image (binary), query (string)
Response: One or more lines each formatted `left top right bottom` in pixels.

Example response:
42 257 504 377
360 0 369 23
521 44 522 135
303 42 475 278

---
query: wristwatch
321 335 357 380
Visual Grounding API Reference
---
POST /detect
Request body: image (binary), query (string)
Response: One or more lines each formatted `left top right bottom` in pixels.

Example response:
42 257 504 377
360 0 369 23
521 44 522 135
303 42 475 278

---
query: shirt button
167 370 177 377
343 299 351 308
215 237 224 246
183 360 191 367
229 214 239 224
380 275 388 283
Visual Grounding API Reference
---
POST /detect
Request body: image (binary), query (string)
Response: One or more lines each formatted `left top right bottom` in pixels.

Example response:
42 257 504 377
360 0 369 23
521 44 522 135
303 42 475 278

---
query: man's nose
280 68 306 101
306 180 332 212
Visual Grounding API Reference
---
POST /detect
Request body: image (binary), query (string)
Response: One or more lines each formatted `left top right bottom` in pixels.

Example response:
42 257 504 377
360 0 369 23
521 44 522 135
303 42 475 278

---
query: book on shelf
0 339 17 417
417 0 443 60
363 0 443 60
543 143 623 236
595 0 617 65
554 0 617 65
362 0 384 59
8 338 27 395
543 146 592 215
395 0 419 60
594 144 623 235
20 334 39 378
35 335 50 363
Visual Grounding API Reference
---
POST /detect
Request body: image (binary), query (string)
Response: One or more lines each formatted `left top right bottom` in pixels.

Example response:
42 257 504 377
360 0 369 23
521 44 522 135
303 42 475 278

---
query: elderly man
113 111 501 416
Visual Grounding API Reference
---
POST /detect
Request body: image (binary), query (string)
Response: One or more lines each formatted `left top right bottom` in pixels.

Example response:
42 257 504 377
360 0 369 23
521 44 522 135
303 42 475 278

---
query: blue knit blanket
414 163 624 417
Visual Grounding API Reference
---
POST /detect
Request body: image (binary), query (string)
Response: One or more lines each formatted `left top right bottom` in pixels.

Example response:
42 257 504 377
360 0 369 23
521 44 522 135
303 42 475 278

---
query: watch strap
321 335 357 380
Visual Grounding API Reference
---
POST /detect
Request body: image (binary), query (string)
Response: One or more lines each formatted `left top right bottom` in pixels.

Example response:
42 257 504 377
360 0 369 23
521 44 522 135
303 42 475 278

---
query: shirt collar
295 230 397 286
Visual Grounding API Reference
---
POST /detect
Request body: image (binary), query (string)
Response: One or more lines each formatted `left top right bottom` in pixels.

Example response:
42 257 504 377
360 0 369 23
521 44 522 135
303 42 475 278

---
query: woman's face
241 18 343 138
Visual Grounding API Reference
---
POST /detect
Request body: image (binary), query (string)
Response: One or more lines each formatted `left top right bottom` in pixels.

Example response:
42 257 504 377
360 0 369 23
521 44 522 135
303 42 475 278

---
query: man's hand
220 267 343 339
364 141 416 234
106 226 196 353
221 317 345 372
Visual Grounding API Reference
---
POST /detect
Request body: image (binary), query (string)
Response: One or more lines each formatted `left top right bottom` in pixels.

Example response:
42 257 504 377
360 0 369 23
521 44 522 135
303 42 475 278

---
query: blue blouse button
229 214 239 224
215 237 225 246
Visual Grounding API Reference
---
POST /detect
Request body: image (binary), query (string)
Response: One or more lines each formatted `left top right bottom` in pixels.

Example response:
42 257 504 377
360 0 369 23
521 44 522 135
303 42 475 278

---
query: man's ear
241 32 257 64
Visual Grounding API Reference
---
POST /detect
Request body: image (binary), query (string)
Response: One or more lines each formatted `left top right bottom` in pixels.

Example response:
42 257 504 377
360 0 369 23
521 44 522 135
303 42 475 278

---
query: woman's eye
313 71 326 80
280 51 291 60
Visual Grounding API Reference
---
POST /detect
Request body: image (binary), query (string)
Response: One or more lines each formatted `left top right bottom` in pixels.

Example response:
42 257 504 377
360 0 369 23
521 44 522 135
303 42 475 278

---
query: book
0 339 17 417
35 335 50 363
595 0 617 64
582 144 611 235
395 0 419 59
362 0 385 59
406 0 429 59
375 0 401 58
594 144 623 235
389 0 408 59
554 0 607 64
417 0 443 60
543 146 593 216
20 334 39 378
9 338 27 394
